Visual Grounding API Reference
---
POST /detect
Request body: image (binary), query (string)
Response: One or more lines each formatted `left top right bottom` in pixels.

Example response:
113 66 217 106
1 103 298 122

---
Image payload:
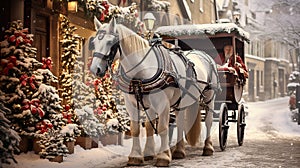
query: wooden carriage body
156 23 250 108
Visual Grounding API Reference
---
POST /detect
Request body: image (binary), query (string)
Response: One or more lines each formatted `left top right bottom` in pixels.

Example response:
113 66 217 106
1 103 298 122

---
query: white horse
89 17 219 167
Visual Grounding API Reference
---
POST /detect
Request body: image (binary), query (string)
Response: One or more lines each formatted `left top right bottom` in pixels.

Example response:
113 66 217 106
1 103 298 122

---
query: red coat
214 53 248 72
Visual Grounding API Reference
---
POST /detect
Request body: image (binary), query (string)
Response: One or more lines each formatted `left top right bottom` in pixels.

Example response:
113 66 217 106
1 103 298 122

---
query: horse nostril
96 67 105 77
97 67 102 75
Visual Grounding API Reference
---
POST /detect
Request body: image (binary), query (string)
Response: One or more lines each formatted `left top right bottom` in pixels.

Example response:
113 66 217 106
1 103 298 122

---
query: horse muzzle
96 66 106 77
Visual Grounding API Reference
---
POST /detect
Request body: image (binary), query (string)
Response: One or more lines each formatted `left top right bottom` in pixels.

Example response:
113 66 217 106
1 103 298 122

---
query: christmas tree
0 20 72 161
72 52 100 110
84 0 144 33
75 106 106 137
38 129 69 162
0 97 20 166
60 123 81 142
93 68 130 134
59 15 81 125
0 20 43 136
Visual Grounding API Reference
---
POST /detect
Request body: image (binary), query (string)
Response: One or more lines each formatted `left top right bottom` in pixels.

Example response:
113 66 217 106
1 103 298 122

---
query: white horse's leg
144 117 156 160
128 120 144 165
125 97 144 166
172 110 186 159
203 92 215 156
155 106 172 167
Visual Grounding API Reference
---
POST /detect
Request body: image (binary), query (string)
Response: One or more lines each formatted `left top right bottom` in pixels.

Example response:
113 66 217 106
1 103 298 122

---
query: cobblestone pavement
102 98 300 168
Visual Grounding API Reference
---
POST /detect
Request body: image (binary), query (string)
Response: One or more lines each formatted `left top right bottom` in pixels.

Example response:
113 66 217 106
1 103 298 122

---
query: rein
123 42 157 75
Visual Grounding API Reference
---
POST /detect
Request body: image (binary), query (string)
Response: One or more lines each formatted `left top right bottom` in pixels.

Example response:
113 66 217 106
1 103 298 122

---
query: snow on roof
156 23 250 42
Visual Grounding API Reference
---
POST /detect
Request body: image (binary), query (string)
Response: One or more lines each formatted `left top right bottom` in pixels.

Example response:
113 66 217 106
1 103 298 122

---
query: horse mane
116 24 149 55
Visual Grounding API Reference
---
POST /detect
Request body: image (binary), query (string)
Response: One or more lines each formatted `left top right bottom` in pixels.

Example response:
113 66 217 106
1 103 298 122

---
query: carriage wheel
219 103 229 151
234 84 243 103
237 104 246 146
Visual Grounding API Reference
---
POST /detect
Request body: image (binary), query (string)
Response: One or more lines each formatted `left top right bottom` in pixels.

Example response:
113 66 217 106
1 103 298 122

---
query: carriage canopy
156 23 250 61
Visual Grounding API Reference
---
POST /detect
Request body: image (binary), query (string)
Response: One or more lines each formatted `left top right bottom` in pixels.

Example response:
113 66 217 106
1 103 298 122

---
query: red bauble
65 104 71 111
31 107 37 114
6 63 14 69
9 35 16 42
39 110 45 118
9 56 17 64
47 123 53 129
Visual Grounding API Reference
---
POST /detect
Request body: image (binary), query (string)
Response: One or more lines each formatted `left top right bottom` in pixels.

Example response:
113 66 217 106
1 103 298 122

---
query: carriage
156 23 249 151
90 18 249 166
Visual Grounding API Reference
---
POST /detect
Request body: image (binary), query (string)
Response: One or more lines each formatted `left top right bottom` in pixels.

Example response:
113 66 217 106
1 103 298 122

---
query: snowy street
6 97 300 168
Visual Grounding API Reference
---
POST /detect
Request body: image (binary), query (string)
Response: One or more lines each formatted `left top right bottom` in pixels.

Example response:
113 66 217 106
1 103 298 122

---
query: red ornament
22 28 29 34
6 63 14 69
9 35 16 42
39 110 45 118
47 123 53 129
100 13 105 22
16 38 21 47
9 56 17 65
65 104 71 111
14 32 21 37
31 107 37 114
41 57 53 70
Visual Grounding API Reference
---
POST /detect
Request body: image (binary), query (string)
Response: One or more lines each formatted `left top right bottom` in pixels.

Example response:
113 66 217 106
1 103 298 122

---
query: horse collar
117 44 178 95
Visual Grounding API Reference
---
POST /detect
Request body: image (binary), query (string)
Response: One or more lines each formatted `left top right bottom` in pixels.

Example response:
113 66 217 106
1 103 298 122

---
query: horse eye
98 34 104 40
98 32 105 40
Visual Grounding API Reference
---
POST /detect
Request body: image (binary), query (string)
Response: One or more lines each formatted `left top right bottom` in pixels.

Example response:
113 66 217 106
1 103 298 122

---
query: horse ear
94 16 102 30
109 17 117 34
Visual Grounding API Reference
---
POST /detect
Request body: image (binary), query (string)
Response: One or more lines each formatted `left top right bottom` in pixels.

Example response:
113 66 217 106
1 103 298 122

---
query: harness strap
132 80 158 134
124 40 158 75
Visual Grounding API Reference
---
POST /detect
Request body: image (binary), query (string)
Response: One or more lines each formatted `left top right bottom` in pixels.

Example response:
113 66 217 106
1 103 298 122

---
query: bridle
89 30 120 76
89 29 159 78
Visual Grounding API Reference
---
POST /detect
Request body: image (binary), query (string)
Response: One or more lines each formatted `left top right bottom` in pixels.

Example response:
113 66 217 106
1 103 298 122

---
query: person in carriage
214 44 249 81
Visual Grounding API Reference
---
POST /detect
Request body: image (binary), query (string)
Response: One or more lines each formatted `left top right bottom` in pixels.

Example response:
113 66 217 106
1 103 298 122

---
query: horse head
89 17 119 77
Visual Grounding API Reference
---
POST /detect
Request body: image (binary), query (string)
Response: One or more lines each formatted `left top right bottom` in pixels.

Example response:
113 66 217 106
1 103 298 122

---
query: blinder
89 37 95 50
89 30 120 61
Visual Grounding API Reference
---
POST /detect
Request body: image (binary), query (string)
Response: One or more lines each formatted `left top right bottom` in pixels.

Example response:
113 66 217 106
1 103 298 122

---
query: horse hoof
202 148 214 156
155 159 170 167
127 157 144 166
144 156 154 161
172 150 185 159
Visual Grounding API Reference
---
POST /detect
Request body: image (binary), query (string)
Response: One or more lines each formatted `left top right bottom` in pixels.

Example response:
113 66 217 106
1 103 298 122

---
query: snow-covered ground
5 97 300 168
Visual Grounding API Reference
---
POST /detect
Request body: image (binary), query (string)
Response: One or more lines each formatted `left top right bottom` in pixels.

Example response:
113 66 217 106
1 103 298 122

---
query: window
200 0 204 13
211 1 215 23
261 71 264 86
174 16 180 25
256 70 260 95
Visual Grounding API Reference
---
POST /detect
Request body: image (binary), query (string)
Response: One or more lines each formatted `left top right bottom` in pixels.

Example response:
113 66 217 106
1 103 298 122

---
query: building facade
0 0 216 84
1 0 292 102
234 0 292 101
